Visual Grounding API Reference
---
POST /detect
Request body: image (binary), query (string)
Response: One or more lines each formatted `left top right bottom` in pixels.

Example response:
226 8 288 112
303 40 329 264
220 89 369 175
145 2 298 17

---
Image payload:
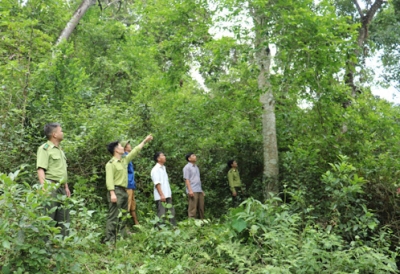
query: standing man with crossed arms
37 122 71 238
183 152 205 219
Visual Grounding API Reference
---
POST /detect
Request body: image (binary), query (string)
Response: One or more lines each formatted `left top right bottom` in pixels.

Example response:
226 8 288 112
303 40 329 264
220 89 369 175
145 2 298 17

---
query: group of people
36 123 244 241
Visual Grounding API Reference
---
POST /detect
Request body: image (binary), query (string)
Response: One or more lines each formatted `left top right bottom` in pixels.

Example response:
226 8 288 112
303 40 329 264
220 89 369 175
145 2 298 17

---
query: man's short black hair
185 152 194 161
227 159 235 168
107 141 120 155
44 123 61 139
154 152 164 162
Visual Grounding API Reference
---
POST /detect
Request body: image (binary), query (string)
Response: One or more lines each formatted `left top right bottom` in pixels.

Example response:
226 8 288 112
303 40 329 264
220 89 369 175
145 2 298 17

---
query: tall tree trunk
56 0 96 46
251 9 279 199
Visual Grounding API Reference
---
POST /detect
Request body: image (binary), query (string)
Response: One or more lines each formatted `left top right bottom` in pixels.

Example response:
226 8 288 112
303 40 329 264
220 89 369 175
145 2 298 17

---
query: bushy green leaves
1 169 398 273
0 169 103 273
223 198 397 273
2 0 400 271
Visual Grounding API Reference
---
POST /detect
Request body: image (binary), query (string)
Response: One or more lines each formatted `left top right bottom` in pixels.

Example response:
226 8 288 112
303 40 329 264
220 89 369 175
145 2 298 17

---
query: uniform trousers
45 186 70 238
105 187 128 242
232 188 244 208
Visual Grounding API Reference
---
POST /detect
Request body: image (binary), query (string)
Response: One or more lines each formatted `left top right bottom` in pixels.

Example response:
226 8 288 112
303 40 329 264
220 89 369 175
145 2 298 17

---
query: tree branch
104 0 122 10
364 0 384 25
97 0 102 11
56 0 96 46
345 0 384 99
357 0 384 47
353 0 364 17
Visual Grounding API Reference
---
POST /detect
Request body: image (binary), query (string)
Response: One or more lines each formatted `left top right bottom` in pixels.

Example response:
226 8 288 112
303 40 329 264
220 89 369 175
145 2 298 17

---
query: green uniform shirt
36 140 68 182
106 145 141 191
228 168 242 192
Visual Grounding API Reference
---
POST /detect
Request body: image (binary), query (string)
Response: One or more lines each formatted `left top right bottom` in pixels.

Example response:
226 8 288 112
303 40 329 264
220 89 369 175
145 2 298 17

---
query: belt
45 178 58 183
114 185 126 190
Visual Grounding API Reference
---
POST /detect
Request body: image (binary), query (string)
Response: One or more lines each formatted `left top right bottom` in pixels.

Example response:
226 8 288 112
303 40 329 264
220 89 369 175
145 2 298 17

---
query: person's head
107 141 124 156
154 152 166 164
185 152 196 163
44 123 63 141
120 140 131 153
227 160 237 169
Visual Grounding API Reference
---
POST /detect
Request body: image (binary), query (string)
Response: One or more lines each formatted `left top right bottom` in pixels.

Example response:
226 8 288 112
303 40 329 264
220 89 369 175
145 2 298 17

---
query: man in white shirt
151 152 176 226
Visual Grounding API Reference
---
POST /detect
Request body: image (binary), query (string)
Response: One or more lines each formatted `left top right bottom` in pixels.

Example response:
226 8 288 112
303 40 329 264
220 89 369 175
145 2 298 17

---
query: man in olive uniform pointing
37 122 71 238
104 135 153 243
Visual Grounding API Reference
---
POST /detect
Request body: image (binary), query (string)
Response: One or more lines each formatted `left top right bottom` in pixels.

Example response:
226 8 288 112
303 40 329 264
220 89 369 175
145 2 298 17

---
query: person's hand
202 191 205 197
111 193 117 203
39 183 49 195
232 191 237 197
160 194 166 202
65 185 71 197
145 134 153 143
188 191 194 197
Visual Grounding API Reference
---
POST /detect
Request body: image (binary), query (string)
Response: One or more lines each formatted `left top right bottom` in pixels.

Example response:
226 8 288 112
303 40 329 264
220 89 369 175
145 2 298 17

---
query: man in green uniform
37 122 71 237
104 134 153 243
227 160 244 207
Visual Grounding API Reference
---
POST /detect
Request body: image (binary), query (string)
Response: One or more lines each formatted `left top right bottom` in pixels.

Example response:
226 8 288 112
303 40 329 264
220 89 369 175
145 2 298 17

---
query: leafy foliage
0 168 100 273
2 0 400 271
1 170 397 273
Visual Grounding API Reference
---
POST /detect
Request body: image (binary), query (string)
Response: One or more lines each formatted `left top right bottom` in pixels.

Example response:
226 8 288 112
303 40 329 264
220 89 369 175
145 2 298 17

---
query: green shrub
224 197 398 273
0 169 99 273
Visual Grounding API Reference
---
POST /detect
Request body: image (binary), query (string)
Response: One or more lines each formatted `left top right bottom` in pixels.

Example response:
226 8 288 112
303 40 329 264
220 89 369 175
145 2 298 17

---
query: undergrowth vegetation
1 158 398 273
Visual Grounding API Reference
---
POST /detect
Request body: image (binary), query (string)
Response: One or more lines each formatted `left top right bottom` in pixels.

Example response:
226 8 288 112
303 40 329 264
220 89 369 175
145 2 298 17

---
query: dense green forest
2 0 400 273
